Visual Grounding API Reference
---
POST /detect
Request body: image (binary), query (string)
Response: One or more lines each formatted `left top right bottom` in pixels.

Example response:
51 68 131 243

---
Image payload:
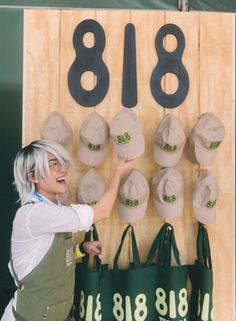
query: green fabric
0 0 235 11
188 224 213 321
0 7 23 298
14 232 75 321
100 224 189 321
74 225 105 321
74 223 214 321
0 0 178 10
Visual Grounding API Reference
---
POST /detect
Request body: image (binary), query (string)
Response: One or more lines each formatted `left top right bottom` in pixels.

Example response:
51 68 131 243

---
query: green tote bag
101 224 168 321
100 223 189 321
144 223 190 321
188 223 214 321
74 225 104 321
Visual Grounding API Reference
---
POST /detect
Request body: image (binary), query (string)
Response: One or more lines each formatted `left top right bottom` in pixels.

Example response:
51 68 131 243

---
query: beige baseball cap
186 113 225 165
40 111 73 150
192 170 218 224
110 108 145 160
77 168 106 205
153 114 186 167
151 167 184 218
78 112 110 167
117 169 150 222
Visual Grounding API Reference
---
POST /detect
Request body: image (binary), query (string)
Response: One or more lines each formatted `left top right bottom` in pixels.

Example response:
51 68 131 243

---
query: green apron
11 232 75 321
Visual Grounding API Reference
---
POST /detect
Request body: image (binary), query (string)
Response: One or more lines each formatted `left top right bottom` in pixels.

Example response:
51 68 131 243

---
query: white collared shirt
1 195 94 321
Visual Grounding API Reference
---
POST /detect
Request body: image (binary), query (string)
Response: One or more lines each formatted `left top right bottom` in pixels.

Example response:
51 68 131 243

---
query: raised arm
92 158 135 223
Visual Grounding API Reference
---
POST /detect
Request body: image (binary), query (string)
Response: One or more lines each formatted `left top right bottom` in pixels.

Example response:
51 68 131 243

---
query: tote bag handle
197 223 212 269
113 224 141 270
145 223 181 267
82 224 101 270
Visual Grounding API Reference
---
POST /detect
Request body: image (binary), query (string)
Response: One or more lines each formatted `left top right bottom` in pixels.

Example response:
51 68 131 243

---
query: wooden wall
23 10 235 321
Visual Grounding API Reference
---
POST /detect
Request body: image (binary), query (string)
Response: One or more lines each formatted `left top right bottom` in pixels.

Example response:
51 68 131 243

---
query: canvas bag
144 222 190 321
188 223 214 321
100 224 153 321
100 223 189 321
73 225 105 321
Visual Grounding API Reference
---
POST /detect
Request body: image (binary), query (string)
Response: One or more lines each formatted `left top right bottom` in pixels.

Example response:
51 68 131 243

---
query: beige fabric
78 112 110 167
77 168 106 205
110 108 145 160
40 111 73 150
192 170 219 224
153 114 186 167
186 113 225 165
151 167 184 218
117 169 150 222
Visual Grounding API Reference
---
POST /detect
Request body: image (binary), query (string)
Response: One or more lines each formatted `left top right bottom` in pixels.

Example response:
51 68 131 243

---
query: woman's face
35 153 69 202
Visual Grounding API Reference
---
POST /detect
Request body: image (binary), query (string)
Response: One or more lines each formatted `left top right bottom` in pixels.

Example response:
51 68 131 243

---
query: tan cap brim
78 142 109 167
117 198 148 223
193 206 216 224
194 143 216 165
113 134 145 160
153 144 183 167
153 193 184 218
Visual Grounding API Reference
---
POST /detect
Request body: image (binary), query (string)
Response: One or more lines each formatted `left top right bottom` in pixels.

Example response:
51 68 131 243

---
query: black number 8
150 23 189 108
68 19 109 107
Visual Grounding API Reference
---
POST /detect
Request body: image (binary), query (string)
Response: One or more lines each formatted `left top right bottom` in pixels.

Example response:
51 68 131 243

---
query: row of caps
40 109 225 167
61 167 218 225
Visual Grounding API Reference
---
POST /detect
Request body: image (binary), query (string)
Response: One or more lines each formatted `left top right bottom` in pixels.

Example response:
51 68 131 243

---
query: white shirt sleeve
22 202 94 238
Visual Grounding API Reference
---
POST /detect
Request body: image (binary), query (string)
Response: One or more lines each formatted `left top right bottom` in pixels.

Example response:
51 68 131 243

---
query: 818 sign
68 19 189 109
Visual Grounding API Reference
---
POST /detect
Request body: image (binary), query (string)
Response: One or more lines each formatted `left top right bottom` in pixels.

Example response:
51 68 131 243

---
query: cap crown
110 108 143 144
192 170 218 209
152 167 184 205
154 114 186 152
77 168 106 205
40 111 73 150
192 113 225 150
119 170 149 207
80 112 109 151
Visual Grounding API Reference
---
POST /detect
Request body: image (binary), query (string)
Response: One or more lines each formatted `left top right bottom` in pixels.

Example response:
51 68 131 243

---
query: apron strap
10 256 24 292
12 307 27 321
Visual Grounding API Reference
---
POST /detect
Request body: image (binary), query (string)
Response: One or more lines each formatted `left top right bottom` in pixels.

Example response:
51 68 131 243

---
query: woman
1 140 135 321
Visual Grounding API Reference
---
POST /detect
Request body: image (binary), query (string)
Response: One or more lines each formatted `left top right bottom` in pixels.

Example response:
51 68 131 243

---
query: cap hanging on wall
40 111 73 151
117 169 149 223
186 113 225 165
192 170 219 224
110 108 145 160
77 168 106 206
78 112 110 167
153 114 186 167
151 167 184 218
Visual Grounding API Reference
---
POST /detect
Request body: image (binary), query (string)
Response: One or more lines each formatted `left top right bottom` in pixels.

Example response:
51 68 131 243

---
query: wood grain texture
23 9 235 321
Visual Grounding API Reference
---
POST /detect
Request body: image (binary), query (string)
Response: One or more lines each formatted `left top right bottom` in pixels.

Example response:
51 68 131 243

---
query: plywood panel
164 12 200 264
23 9 235 321
23 10 60 144
199 12 235 321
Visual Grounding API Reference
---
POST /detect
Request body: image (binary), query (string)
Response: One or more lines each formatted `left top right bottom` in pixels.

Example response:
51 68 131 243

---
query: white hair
13 140 72 205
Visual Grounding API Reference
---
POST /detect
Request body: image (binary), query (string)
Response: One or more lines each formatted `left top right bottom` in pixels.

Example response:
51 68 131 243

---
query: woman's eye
49 160 59 167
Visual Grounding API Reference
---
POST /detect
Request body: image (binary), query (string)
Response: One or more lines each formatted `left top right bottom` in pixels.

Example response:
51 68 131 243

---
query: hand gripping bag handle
82 224 101 271
113 224 141 270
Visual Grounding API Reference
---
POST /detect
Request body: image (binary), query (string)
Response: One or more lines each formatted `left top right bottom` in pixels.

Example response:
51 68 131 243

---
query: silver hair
13 140 72 205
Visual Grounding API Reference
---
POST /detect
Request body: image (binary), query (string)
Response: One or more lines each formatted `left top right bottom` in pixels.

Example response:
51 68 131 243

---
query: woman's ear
27 172 39 184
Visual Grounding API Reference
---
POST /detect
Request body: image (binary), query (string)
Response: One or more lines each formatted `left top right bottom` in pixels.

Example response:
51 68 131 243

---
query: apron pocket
44 295 73 321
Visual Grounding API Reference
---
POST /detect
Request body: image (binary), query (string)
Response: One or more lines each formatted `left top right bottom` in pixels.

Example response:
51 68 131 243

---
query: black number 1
122 23 137 108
